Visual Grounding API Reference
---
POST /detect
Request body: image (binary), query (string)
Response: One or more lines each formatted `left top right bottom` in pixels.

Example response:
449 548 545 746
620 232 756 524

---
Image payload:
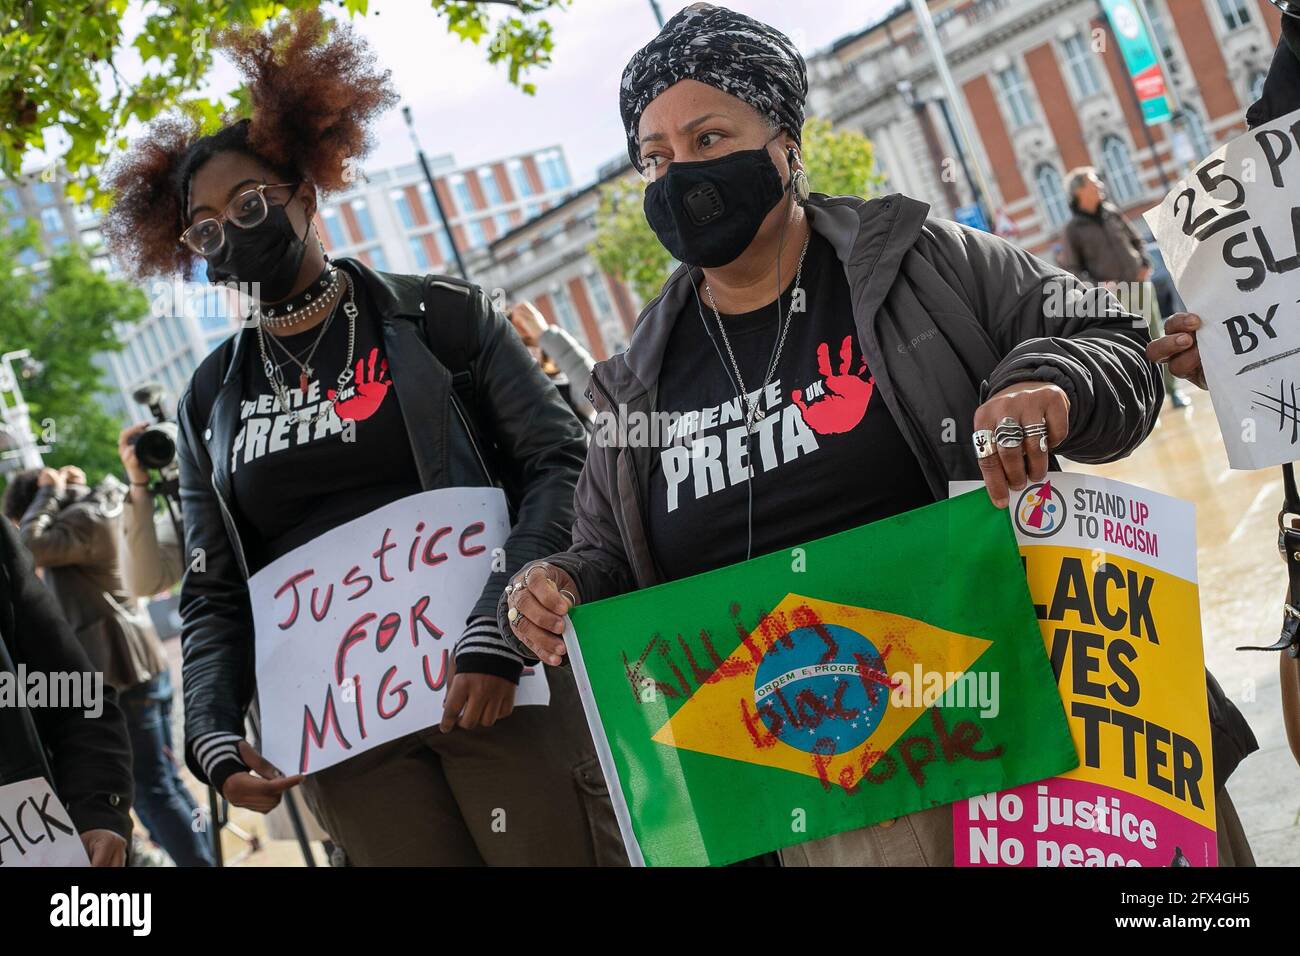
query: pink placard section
954 777 1217 868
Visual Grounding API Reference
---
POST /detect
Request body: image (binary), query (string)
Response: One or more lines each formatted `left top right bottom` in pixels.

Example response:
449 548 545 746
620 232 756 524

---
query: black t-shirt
647 232 935 582
230 266 423 564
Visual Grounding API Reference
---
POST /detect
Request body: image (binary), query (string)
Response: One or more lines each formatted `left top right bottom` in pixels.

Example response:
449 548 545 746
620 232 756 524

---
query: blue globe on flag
752 624 891 754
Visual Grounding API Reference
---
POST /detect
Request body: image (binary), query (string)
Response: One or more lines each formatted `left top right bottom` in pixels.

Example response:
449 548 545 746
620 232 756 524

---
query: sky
95 0 899 188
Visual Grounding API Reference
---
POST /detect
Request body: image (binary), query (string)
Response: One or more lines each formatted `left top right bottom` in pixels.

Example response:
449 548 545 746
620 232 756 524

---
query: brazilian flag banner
565 491 1078 866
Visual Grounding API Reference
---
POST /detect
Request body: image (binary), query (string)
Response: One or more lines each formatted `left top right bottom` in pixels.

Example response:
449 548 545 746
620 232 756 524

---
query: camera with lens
130 382 179 474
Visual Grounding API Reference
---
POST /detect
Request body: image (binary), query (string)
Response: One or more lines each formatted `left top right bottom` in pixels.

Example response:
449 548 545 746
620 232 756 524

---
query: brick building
806 0 1283 257
315 147 574 274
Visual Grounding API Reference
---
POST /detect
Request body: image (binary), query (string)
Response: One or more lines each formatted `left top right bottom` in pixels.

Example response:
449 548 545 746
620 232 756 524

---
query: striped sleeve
192 731 248 793
453 614 525 683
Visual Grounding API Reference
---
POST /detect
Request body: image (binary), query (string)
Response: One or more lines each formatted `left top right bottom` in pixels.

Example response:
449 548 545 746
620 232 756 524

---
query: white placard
0 777 89 867
1146 106 1300 469
252 487 549 776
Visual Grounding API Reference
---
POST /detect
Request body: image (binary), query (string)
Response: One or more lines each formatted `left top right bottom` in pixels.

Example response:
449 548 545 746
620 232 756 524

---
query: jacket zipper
211 473 251 581
450 392 494 485
589 369 659 586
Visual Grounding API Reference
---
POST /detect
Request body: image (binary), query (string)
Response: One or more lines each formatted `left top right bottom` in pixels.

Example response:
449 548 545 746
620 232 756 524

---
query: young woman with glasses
102 10 624 866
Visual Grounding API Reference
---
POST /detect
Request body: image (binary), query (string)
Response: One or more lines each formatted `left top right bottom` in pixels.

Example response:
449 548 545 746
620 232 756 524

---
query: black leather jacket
176 259 586 784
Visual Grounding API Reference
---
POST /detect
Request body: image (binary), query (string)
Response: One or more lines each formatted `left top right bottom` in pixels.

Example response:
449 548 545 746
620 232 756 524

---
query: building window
449 174 475 214
995 63 1035 128
32 181 55 205
434 228 453 262
536 149 570 191
479 169 504 206
1180 106 1213 161
39 207 62 234
321 208 346 247
1062 33 1102 99
1100 135 1142 204
508 159 535 198
391 189 417 229
585 272 616 322
351 200 376 241
1034 165 1071 230
409 235 431 271
466 218 487 248
551 284 580 334
1215 0 1251 32
494 212 511 233
367 245 390 271
1145 2 1178 63
1 187 19 212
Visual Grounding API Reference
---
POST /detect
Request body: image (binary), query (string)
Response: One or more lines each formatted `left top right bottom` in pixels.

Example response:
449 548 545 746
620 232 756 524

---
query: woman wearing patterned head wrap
500 3 1162 866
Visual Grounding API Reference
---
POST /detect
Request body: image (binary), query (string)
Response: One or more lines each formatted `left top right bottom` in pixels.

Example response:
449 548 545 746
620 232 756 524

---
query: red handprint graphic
328 347 392 422
791 335 874 436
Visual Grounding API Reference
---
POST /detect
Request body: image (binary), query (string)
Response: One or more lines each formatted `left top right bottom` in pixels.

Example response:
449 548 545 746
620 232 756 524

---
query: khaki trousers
300 665 627 866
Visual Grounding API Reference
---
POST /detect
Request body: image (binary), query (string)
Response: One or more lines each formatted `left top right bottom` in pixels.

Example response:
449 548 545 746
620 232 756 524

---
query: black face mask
205 198 309 303
643 143 789 268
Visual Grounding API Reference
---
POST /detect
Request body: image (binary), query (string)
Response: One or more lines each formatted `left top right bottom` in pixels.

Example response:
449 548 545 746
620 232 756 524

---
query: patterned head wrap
619 3 807 172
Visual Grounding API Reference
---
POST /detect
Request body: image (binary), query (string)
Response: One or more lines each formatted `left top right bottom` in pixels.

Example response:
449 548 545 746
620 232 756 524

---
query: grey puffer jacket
498 191 1162 628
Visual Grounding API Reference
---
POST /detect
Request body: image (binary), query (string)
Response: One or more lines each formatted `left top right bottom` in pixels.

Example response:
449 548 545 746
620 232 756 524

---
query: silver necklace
264 304 338 393
702 233 810 429
256 270 357 425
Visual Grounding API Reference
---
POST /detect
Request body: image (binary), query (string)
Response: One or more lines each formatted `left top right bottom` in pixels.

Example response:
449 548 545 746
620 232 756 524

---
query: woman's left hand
80 829 127 867
439 661 517 732
973 381 1070 509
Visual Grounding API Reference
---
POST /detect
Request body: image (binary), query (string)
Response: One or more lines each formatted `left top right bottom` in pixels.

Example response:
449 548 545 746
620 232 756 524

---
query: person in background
117 423 183 599
1061 167 1189 409
509 301 596 424
0 513 134 866
2 465 214 867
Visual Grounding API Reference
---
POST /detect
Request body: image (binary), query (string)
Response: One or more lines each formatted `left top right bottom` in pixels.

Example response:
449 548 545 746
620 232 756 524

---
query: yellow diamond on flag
651 594 993 783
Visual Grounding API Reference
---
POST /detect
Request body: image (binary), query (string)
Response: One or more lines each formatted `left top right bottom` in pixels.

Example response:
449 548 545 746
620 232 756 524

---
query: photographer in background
2 463 214 867
118 422 183 598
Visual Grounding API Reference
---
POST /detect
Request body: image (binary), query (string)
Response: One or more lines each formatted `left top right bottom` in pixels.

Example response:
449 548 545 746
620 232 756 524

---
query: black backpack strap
420 274 479 408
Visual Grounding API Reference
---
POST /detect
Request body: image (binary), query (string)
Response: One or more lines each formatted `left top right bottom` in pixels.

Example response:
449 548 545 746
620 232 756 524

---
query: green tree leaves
0 225 145 482
1 1 571 199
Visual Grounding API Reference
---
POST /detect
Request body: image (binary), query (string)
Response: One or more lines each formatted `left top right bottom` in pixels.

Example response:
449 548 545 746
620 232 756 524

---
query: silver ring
507 606 520 623
994 417 1024 448
972 429 996 459
1038 436 1048 452
523 564 551 586
1023 421 1048 437
559 589 576 606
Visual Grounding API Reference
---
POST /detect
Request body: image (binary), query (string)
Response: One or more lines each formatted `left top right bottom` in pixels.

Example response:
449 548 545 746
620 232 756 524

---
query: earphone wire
689 148 799 563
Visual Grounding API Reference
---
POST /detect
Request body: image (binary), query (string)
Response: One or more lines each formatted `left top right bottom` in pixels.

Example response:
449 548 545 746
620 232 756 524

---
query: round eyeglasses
180 182 300 256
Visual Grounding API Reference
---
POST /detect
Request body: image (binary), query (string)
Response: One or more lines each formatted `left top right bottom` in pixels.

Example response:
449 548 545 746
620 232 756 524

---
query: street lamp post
402 105 471 281
0 350 45 471
907 0 998 230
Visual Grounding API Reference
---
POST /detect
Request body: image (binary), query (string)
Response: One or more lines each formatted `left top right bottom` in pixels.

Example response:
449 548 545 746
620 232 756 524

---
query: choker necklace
256 269 357 425
253 266 341 332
